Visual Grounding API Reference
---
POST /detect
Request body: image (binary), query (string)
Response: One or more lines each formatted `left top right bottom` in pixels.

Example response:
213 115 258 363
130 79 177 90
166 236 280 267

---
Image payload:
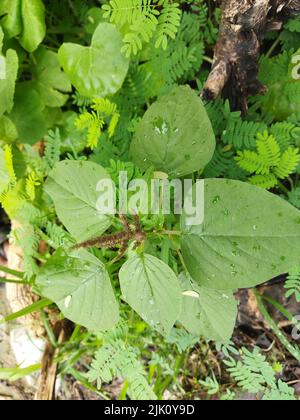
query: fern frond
241 348 275 386
76 112 104 150
248 174 278 189
225 359 266 394
225 347 297 400
75 112 97 130
223 120 267 150
103 0 181 56
87 118 104 149
236 131 299 188
128 373 157 400
25 172 41 201
11 225 40 278
280 16 300 50
87 338 157 400
108 112 120 138
4 145 16 186
155 2 182 50
43 129 61 172
0 183 26 219
274 147 300 179
288 187 300 208
205 99 226 136
102 0 156 26
92 98 117 116
45 222 69 249
23 145 45 179
256 132 281 168
72 91 92 108
122 15 157 57
285 266 300 302
254 51 300 120
235 150 269 175
168 43 204 82
204 146 235 178
224 347 275 394
285 16 300 33
270 122 300 151
263 380 296 401
76 98 120 148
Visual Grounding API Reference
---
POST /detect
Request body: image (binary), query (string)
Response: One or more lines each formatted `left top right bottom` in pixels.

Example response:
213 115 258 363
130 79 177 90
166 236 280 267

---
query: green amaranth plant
0 0 299 400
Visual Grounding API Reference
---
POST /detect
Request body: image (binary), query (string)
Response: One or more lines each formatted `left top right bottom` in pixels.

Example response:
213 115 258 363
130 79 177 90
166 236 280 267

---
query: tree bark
202 0 300 113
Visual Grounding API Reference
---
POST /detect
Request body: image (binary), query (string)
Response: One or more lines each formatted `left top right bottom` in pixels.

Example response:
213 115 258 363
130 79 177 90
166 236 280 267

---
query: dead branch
201 0 300 113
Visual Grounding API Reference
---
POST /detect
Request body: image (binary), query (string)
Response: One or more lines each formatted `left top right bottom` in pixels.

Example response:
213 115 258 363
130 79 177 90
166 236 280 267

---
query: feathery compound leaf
270 122 300 151
256 132 281 168
224 347 275 393
285 266 300 302
203 146 235 178
235 150 269 175
25 171 41 201
155 2 182 50
263 380 297 401
103 0 181 56
76 98 120 149
123 15 158 57
274 147 300 179
288 187 300 208
102 0 156 26
248 174 278 190
45 222 69 250
4 145 16 186
43 129 61 172
236 132 300 189
224 347 296 400
87 324 157 399
75 112 104 150
223 119 267 150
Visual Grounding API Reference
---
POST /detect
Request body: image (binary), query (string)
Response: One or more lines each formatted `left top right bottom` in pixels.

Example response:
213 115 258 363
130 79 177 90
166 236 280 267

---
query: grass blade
0 298 52 324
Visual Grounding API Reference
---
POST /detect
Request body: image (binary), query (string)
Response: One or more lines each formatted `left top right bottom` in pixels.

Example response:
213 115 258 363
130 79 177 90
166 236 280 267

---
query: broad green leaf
130 85 215 177
181 179 300 290
84 7 104 35
178 272 237 343
36 250 119 331
0 28 18 117
0 0 46 52
0 115 18 143
45 160 112 241
9 82 47 144
31 48 72 108
119 254 182 335
58 23 129 98
0 0 22 39
19 0 46 52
